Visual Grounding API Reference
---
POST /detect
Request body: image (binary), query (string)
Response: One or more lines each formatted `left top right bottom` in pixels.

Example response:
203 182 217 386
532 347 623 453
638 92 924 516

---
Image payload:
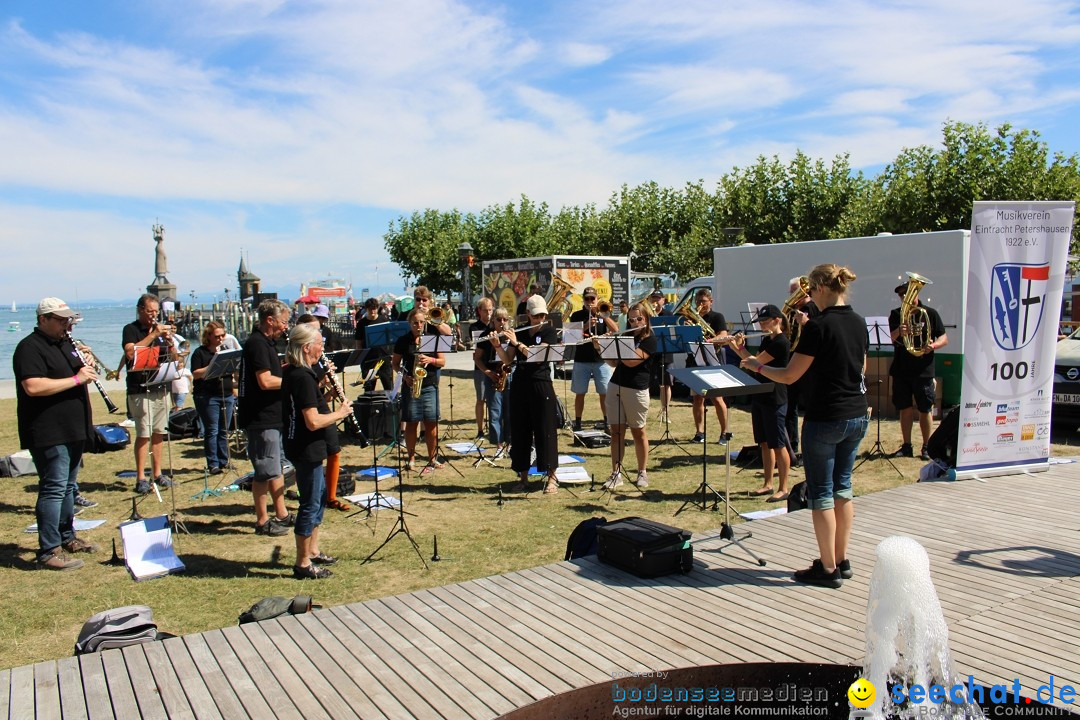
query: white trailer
677 230 969 407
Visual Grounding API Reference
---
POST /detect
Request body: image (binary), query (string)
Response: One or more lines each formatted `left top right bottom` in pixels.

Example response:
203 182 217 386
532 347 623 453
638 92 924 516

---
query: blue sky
2 0 1079 304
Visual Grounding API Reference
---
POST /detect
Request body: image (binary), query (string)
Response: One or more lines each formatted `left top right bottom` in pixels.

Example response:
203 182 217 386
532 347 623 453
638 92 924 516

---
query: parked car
1053 327 1080 430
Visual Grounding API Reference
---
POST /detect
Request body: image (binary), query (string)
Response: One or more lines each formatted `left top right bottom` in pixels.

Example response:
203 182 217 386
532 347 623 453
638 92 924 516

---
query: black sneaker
135 479 152 495
73 494 98 508
154 474 174 488
893 443 914 458
293 563 332 579
692 432 705 443
793 559 843 589
255 517 289 537
718 432 733 444
276 512 296 527
838 559 853 580
572 419 582 432
919 445 931 461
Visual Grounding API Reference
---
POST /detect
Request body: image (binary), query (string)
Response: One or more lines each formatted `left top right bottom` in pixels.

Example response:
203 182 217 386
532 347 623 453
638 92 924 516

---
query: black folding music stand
193 349 242 499
855 317 903 476
366 322 410 460
670 364 770 566
651 321 700 453
595 335 640 496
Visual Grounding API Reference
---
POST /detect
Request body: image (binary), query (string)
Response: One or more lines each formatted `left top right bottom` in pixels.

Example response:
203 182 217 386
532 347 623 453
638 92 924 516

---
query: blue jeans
29 443 83 556
483 374 510 445
293 460 327 537
194 394 236 470
801 415 869 510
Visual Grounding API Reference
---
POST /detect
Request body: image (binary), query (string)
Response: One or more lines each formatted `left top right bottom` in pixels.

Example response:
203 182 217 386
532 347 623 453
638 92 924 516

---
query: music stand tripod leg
712 436 767 566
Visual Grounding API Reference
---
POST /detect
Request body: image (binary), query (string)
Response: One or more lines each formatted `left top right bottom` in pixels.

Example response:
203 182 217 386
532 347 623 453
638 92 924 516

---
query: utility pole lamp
458 241 475 321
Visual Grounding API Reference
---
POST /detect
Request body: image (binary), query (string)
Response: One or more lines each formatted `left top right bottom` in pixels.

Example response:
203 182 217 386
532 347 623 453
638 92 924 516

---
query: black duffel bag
168 407 200 438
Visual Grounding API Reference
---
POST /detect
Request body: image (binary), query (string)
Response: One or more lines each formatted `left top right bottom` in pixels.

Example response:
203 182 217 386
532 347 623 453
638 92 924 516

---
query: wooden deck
4 463 1080 718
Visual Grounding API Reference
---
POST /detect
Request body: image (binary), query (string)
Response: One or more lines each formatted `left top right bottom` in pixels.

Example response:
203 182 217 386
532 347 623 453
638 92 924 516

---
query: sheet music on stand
596 336 637 361
865 316 890 346
201 349 242 381
651 318 700 354
745 303 767 332
524 344 566 363
419 334 455 353
143 360 180 388
560 321 584 346
131 345 161 372
689 342 722 367
325 348 365 371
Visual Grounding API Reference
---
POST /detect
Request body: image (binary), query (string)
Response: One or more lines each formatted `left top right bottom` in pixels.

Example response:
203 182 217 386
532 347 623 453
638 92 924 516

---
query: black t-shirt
889 304 946 379
468 319 490 349
282 365 330 464
319 323 342 352
797 305 868 422
122 320 173 395
513 324 561 383
749 333 790 407
393 332 441 390
238 329 283 430
355 315 391 363
314 362 340 455
610 334 657 390
480 334 512 371
13 328 93 449
568 308 610 363
190 344 234 398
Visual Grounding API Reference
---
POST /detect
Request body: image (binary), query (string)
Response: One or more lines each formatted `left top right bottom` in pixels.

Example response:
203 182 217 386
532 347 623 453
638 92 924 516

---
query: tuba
675 303 718 341
900 271 934 356
544 272 574 317
781 276 810 351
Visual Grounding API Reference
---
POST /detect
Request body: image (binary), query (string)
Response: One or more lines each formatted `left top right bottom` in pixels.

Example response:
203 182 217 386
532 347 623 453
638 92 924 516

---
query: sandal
750 487 774 497
328 499 351 511
293 563 333 579
766 492 790 503
543 479 559 494
511 481 528 492
309 552 337 565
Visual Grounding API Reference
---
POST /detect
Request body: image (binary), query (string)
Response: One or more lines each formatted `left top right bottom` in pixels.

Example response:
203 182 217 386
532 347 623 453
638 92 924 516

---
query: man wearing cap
13 298 100 570
311 304 342 352
569 287 617 431
889 281 948 460
122 294 178 495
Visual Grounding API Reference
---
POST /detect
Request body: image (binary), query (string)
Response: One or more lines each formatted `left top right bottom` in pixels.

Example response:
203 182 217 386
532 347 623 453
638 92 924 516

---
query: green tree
383 209 477 295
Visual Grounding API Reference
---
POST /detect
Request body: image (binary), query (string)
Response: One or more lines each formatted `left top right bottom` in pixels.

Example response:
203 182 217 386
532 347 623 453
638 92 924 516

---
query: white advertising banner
956 201 1075 475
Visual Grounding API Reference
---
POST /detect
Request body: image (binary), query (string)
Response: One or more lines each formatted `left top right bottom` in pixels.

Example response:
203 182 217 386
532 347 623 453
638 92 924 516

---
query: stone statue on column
153 223 169 283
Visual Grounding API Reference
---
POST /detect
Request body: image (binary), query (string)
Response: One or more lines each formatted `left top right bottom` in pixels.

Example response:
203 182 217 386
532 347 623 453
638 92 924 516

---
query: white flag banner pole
956 200 1075 477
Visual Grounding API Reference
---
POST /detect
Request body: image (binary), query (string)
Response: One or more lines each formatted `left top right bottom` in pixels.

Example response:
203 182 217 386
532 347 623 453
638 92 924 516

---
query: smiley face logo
848 678 876 708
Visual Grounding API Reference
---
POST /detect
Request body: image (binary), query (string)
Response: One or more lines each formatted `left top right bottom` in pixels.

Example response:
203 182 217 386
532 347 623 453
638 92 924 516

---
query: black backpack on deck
565 516 608 560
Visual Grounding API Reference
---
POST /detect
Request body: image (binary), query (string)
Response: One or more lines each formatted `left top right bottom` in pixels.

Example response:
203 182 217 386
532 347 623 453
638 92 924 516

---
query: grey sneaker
603 473 623 490
73 494 98 508
635 472 649 489
255 517 289 537
37 549 84 571
154 474 174 488
135 479 152 495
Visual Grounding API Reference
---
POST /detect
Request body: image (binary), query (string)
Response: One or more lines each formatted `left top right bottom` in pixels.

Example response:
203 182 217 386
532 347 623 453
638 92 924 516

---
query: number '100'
990 361 1029 381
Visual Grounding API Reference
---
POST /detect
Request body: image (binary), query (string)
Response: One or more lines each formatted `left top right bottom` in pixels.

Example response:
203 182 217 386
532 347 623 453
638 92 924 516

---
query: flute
63 331 120 414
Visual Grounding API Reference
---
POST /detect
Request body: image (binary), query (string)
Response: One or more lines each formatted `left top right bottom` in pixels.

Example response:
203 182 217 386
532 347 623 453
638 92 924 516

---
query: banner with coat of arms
956 201 1075 475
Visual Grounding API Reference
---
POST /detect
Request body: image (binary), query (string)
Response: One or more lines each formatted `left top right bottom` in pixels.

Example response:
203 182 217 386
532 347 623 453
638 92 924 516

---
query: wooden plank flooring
4 464 1080 718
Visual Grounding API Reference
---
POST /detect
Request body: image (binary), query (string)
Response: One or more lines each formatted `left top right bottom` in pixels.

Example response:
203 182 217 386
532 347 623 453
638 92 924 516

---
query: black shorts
751 402 790 449
892 375 935 413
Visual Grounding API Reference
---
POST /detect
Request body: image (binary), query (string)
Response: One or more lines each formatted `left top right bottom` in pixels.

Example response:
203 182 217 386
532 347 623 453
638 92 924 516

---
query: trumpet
73 340 121 381
63 331 119 414
900 271 934 356
429 306 445 326
318 354 363 439
782 276 810 350
596 299 613 316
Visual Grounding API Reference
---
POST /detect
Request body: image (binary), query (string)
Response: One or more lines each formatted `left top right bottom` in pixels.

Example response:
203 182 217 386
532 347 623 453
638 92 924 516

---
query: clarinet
63 330 120 414
319 355 364 439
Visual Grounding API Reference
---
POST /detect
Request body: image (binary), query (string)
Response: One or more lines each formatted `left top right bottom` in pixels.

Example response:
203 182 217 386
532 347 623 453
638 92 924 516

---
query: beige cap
36 297 77 318
525 295 549 316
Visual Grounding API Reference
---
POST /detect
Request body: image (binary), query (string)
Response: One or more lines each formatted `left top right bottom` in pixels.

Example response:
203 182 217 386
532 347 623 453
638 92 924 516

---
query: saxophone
411 336 427 398
494 363 511 392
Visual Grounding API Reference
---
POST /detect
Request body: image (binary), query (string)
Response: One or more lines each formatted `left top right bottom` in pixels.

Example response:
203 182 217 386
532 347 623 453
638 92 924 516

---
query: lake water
2 304 137 381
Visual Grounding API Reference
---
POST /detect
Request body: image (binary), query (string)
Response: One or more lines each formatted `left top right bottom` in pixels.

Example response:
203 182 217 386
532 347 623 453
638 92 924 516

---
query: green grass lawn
1 385 1077 669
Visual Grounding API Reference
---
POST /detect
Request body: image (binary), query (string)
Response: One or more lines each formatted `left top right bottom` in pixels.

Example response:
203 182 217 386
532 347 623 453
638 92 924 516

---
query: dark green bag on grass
238 595 319 624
